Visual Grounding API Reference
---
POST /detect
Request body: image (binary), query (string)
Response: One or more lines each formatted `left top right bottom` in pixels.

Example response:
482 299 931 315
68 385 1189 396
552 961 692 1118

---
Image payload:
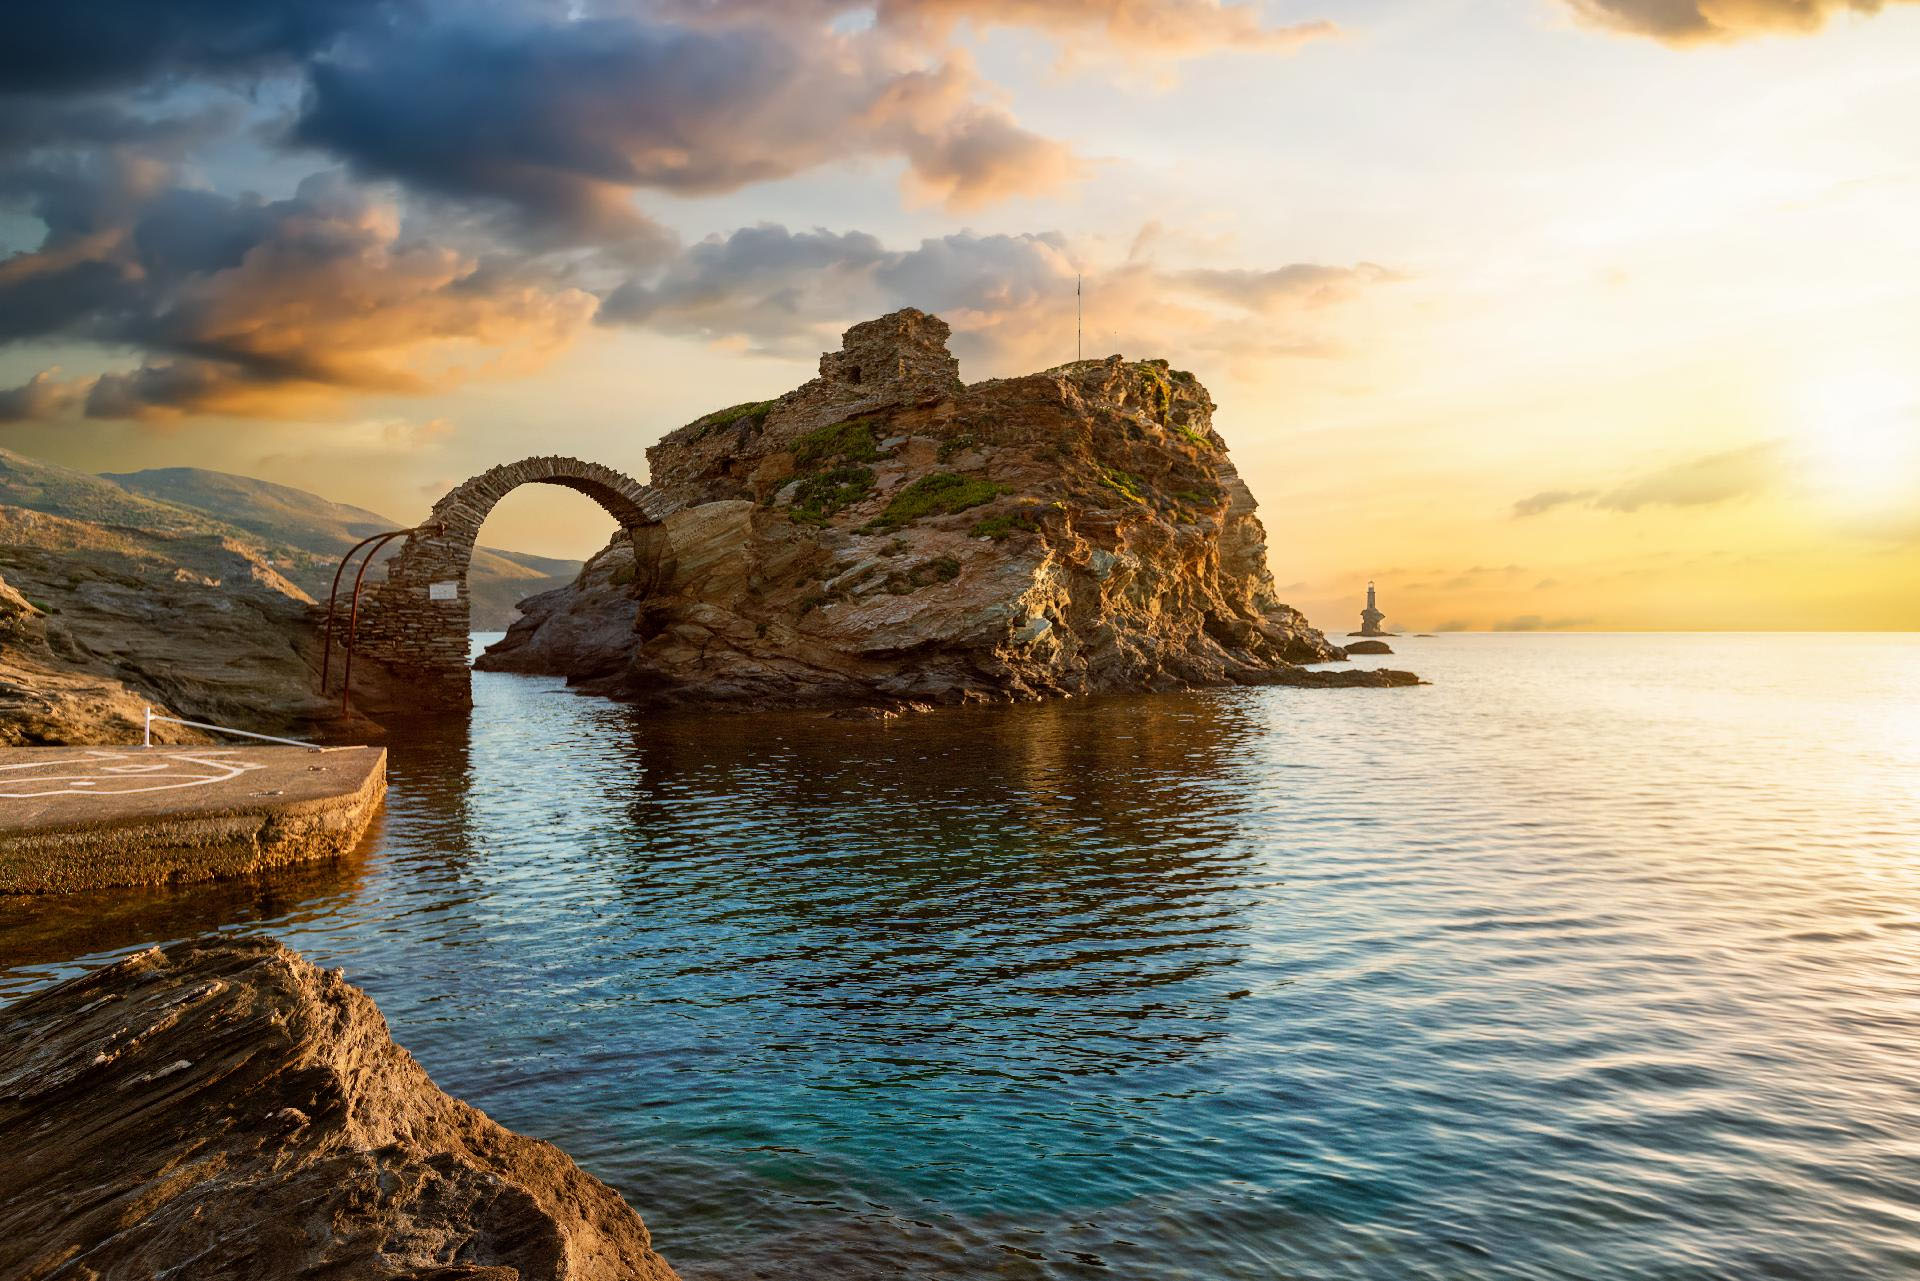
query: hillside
0 449 333 744
101 467 396 555
100 466 581 630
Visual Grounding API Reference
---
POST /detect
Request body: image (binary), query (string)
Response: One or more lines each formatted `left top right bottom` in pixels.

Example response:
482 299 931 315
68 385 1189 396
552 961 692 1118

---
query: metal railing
143 706 327 751
318 523 440 715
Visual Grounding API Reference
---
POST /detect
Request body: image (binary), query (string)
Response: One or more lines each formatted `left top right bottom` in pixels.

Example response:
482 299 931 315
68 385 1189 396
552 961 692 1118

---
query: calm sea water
6 634 1920 1279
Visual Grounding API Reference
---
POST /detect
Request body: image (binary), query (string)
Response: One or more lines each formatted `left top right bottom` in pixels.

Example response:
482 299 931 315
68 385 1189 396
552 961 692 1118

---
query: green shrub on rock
1097 467 1149 505
972 511 1039 540
791 466 875 525
794 418 883 468
867 473 1004 530
690 399 775 441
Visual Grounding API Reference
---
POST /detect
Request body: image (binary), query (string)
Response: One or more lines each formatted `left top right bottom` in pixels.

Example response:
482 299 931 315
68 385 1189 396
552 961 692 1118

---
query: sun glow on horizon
1793 368 1920 514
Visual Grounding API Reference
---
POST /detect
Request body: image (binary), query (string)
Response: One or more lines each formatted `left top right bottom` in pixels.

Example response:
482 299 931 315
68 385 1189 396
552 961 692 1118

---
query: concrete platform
0 746 386 895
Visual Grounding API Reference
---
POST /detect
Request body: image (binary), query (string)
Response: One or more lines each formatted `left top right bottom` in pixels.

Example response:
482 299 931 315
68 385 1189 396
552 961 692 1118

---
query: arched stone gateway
353 457 674 697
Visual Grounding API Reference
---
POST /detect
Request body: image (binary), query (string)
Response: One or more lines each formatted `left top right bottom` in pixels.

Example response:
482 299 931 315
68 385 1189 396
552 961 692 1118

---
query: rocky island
481 310 1417 709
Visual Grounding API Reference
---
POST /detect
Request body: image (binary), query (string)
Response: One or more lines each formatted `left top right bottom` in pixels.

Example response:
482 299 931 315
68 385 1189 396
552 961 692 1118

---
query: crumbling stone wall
353 456 670 700
816 308 961 401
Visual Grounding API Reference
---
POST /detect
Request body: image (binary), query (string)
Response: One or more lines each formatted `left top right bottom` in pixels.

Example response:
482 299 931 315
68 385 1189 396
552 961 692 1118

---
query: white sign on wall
429 580 460 602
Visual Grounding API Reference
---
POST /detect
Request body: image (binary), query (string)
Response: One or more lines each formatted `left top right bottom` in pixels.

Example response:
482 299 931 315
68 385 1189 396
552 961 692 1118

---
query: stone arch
354 456 672 695
426 456 662 544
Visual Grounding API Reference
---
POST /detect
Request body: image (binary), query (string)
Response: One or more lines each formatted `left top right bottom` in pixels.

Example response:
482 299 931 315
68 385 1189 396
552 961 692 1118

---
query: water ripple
4 633 1919 1279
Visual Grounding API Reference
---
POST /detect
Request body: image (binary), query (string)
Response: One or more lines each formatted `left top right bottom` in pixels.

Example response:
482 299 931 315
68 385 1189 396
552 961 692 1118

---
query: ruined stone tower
816 308 962 402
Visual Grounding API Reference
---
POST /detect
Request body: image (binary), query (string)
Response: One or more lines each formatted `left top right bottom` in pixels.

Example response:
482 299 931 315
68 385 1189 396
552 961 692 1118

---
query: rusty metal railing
319 526 432 714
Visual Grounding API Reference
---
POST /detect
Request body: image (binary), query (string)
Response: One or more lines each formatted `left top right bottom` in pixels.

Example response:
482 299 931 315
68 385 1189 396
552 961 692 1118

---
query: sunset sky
3 0 1917 632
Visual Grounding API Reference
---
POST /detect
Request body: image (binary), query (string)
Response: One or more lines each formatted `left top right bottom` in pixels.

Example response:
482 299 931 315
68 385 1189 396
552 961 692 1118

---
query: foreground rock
484 310 1418 707
0 936 680 1281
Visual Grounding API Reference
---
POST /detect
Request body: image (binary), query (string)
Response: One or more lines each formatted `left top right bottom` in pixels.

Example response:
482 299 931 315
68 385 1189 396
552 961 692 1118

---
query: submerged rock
482 310 1418 706
1345 640 1394 655
0 936 679 1281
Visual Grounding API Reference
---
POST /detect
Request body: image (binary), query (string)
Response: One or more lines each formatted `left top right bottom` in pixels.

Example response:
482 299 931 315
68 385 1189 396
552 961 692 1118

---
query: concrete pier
0 746 386 894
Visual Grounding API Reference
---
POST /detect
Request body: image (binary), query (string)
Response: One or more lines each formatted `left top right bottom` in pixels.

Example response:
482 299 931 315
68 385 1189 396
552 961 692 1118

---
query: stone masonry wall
351 457 670 701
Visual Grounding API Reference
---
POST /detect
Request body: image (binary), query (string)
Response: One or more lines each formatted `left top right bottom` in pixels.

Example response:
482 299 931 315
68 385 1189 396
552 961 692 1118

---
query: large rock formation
0 935 680 1281
481 310 1415 708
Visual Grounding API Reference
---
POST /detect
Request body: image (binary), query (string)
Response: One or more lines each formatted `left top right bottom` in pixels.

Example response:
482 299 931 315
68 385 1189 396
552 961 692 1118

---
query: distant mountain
101 467 396 557
0 449 235 540
100 466 582 630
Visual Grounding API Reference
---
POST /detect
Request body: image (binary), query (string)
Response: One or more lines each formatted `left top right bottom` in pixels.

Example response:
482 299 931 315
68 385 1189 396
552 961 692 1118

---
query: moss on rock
868 473 1005 530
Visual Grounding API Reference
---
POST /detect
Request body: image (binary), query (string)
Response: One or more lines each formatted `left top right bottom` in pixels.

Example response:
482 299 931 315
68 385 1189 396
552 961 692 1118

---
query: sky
2 0 1917 632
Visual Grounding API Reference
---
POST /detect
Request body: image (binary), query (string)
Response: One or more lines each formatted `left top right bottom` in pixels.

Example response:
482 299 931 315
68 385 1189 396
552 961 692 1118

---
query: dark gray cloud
0 0 394 95
599 222 1394 370
1565 0 1912 42
0 370 84 422
603 225 891 328
0 100 238 160
291 15 1076 238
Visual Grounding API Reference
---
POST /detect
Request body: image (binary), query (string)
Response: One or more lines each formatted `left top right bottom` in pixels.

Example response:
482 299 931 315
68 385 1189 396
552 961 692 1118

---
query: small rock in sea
1345 640 1394 655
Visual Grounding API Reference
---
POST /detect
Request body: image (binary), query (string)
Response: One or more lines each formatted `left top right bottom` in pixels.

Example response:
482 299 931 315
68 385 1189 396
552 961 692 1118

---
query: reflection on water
5 634 1920 1279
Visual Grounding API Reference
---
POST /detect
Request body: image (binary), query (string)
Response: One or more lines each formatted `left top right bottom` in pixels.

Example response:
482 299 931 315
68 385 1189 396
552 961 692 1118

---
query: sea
5 633 1919 1279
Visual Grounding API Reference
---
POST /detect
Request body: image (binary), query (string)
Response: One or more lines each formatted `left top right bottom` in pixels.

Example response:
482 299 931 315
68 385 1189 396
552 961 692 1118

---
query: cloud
0 172 597 421
0 1 1368 425
600 222 1396 370
0 369 86 423
658 0 1337 58
1595 442 1781 511
291 16 1077 237
0 0 390 94
1512 488 1599 518
1513 443 1782 518
1493 614 1594 631
1564 0 1914 43
1177 263 1400 311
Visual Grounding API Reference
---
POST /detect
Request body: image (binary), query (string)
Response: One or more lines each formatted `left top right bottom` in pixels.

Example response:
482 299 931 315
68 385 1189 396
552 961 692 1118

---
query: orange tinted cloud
1566 0 1913 42
661 0 1336 56
0 173 596 422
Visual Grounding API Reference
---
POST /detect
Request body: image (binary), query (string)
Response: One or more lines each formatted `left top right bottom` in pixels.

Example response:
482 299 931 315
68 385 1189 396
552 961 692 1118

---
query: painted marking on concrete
0 750 268 799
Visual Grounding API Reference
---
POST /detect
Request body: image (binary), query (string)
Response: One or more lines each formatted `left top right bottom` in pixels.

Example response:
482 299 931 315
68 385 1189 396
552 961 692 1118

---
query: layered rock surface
482 310 1415 707
0 500 343 745
0 935 680 1281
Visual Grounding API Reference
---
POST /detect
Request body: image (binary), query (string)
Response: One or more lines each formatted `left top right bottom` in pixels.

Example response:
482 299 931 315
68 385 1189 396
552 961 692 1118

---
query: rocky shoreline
0 936 679 1281
480 310 1417 710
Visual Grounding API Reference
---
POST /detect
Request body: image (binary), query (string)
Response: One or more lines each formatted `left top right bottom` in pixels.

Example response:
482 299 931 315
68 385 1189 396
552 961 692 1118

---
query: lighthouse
1359 581 1386 636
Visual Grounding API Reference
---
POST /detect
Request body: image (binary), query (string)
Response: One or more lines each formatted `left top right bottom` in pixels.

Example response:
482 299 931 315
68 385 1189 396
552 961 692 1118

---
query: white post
143 705 153 748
